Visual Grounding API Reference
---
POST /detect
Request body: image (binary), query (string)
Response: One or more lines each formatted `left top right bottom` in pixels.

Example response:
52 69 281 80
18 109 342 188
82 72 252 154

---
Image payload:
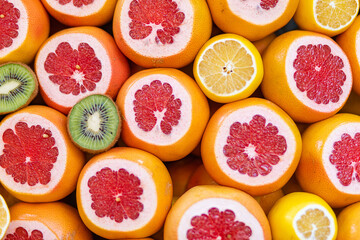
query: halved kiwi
67 94 121 154
0 62 38 115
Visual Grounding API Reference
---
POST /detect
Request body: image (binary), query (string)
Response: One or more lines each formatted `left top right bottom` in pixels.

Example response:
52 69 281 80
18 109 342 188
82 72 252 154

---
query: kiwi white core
87 112 101 132
0 80 20 94
5 220 58 240
44 0 106 16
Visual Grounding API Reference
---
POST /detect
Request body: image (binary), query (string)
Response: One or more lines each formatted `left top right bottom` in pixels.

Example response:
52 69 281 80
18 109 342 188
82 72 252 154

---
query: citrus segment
194 34 263 103
0 194 10 239
0 0 20 51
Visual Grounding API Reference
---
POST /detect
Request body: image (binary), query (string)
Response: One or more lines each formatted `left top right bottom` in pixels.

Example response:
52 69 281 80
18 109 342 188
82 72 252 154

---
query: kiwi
0 62 38 115
67 94 121 153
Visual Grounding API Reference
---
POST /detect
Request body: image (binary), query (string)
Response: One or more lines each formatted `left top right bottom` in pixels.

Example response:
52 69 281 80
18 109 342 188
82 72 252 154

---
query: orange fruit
186 164 218 190
337 15 360 96
35 26 130 114
76 147 173 239
0 0 50 64
294 0 359 37
296 113 360 208
201 97 302 196
112 0 212 68
282 175 303 194
268 192 337 240
339 91 360 116
0 105 85 202
116 68 210 162
206 0 299 41
337 201 360 239
193 33 264 103
41 0 118 26
0 194 10 239
261 30 353 123
254 189 284 215
252 33 277 56
164 185 271 239
4 201 93 239
0 184 19 207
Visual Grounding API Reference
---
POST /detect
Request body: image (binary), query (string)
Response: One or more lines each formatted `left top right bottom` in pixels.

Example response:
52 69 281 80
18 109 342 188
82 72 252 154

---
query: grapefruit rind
5 220 58 239
43 0 107 17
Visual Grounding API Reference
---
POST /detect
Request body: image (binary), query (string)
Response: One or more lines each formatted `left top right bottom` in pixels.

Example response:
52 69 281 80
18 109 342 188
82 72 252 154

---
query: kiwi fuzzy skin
0 62 39 115
66 94 122 154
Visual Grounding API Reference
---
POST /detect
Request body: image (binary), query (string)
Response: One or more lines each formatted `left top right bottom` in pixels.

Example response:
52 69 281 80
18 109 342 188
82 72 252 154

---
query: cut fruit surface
116 68 209 161
77 147 172 239
0 105 85 202
112 0 212 68
193 33 263 103
201 97 302 196
0 194 10 240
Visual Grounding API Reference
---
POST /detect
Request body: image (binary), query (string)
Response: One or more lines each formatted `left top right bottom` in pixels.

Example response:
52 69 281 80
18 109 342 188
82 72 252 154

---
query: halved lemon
0 194 10 239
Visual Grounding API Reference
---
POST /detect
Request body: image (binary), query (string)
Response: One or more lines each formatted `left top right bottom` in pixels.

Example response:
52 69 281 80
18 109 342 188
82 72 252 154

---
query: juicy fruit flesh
295 208 331 240
223 114 287 177
0 122 58 186
0 0 19 51
293 44 346 104
260 0 279 10
315 0 358 29
330 132 360 186
5 227 43 240
198 40 255 95
44 42 102 96
187 207 252 240
134 80 182 135
58 0 94 7
0 196 9 237
88 167 144 223
128 0 185 45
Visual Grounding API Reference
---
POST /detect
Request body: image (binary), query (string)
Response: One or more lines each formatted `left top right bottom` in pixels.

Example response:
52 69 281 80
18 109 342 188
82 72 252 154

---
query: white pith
0 113 67 194
226 0 289 25
123 74 192 146
177 198 264 239
119 0 194 58
79 158 157 231
285 36 352 113
44 0 106 16
35 33 112 108
0 0 28 58
322 122 360 194
5 220 58 239
293 204 336 240
214 105 297 186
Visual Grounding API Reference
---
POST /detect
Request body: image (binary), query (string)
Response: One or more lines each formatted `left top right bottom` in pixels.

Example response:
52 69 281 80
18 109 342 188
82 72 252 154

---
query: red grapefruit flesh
5 227 44 240
260 0 279 10
0 0 20 51
58 0 94 7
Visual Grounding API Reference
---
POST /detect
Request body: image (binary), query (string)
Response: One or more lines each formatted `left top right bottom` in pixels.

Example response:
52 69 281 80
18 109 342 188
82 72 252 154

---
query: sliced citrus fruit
4 202 93 239
112 0 212 68
268 192 337 240
35 26 130 114
41 0 117 26
296 113 360 208
77 147 173 239
294 0 359 37
261 30 352 123
116 68 210 162
206 0 299 41
0 0 50 64
0 105 85 202
164 185 271 239
337 201 360 239
0 194 10 239
201 97 302 196
193 33 263 103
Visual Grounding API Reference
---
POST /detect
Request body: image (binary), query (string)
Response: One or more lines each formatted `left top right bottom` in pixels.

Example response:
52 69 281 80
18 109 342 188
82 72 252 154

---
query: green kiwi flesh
0 62 38 114
68 94 121 153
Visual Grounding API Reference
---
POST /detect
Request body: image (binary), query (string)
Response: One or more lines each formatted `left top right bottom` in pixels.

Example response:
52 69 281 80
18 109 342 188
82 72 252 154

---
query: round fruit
186 164 218 191
261 30 352 123
337 201 360 239
112 0 212 68
77 147 173 239
116 68 210 162
296 113 360 208
252 33 276 56
254 189 284 216
0 105 85 202
35 26 130 114
201 97 302 196
0 194 10 239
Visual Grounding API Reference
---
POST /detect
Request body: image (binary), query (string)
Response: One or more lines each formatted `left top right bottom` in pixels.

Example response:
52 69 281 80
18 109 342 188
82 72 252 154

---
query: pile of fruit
1 0 360 239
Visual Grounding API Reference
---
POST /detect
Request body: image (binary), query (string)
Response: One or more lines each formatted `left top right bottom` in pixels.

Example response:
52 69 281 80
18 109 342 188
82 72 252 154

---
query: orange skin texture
0 0 50 64
0 105 85 202
116 68 210 162
76 147 173 239
252 33 276 56
8 202 93 240
206 0 299 41
186 164 218 190
337 201 360 239
254 189 284 215
296 113 360 208
112 0 213 68
163 185 271 240
261 30 352 123
282 175 303 195
201 97 302 196
40 0 117 26
34 26 130 115
337 16 360 96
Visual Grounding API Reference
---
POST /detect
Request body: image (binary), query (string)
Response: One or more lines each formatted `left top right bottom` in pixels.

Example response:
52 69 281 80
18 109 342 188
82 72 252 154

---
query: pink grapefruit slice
35 26 130 114
0 105 85 202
